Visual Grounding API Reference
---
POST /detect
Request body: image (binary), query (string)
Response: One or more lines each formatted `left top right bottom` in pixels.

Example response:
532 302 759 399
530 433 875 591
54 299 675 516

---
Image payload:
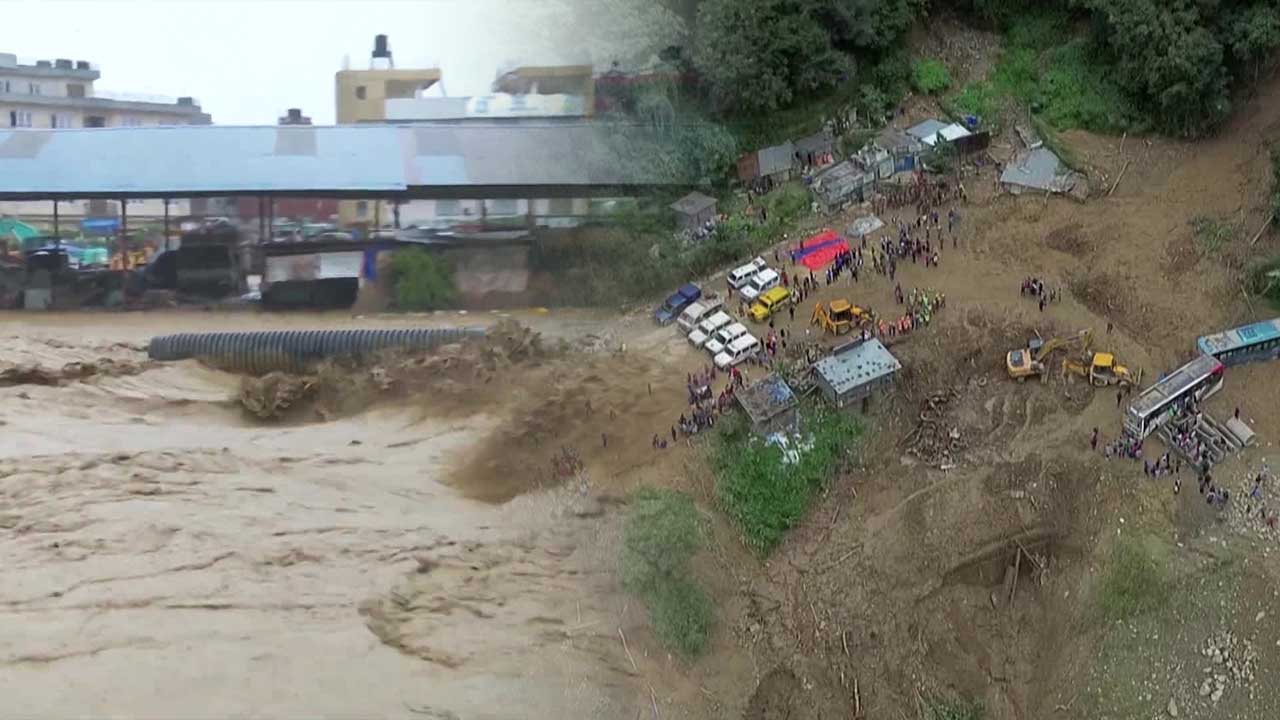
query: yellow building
334 35 441 228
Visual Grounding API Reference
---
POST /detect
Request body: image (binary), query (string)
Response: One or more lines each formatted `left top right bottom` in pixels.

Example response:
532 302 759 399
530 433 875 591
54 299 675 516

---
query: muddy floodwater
0 311 631 718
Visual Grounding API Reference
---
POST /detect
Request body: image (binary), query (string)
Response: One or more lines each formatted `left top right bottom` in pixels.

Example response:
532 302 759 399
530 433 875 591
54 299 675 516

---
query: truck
676 294 724 333
654 283 701 325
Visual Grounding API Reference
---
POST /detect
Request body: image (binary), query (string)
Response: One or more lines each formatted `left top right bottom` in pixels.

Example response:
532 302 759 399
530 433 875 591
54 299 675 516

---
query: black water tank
373 34 390 59
75 60 90 70
54 58 72 69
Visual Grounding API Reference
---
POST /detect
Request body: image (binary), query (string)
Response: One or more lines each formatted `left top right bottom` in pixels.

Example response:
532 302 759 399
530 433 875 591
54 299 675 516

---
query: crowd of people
1020 277 1061 312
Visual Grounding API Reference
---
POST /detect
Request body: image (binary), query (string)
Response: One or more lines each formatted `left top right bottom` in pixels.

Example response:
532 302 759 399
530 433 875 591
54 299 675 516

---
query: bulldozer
1006 328 1092 381
812 299 871 336
1062 351 1142 387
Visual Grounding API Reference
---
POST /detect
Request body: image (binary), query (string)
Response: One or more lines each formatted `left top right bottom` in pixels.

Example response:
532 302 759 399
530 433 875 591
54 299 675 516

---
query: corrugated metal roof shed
736 373 797 426
670 191 717 216
0 123 666 199
757 141 795 177
811 160 870 207
906 119 949 142
812 338 901 396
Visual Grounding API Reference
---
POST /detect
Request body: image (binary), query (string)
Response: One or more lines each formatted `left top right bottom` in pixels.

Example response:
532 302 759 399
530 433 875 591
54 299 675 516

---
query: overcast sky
4 0 634 125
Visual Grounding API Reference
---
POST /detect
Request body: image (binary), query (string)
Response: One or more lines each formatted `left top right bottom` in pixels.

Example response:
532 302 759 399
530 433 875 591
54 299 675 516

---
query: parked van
676 296 724 333
688 311 734 348
714 333 761 370
739 268 781 302
726 256 768 289
748 286 792 322
703 322 748 356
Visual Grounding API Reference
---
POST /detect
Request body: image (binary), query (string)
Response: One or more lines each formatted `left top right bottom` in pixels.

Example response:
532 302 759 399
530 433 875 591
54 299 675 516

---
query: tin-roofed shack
669 191 718 231
736 373 799 436
811 337 901 409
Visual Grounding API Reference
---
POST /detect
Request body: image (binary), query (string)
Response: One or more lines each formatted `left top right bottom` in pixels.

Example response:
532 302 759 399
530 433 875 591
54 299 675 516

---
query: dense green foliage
949 0 1280 136
693 0 853 113
620 488 713 656
913 58 952 94
946 7 1139 133
387 248 455 311
1098 536 1169 623
712 403 862 553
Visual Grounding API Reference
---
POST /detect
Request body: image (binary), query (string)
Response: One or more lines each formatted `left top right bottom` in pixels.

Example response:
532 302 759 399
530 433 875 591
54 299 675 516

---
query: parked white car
739 268 781 302
676 296 724 334
714 333 761 370
726 256 768 289
688 311 733 348
703 322 748 356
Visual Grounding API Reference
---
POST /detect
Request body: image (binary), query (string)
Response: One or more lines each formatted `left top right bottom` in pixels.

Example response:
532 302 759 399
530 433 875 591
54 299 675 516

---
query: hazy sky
4 0 635 125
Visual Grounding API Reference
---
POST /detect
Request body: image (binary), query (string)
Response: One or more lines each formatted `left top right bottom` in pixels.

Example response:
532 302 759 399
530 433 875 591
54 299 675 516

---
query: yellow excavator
1062 351 1142 387
812 299 871 336
1006 329 1092 381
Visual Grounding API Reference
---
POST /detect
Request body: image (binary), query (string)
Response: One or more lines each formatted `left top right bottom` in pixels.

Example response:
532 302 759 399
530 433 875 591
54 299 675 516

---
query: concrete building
0 52 209 129
812 337 901 410
334 34 442 228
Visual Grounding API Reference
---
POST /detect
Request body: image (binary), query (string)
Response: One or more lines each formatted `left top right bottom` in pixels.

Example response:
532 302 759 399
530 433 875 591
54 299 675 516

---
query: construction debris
901 389 965 464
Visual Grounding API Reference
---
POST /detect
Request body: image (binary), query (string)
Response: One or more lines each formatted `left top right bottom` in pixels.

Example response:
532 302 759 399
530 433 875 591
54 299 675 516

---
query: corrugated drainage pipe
147 327 486 374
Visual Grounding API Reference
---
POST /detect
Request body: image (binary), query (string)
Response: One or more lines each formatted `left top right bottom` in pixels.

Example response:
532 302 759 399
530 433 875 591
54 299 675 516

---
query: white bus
1123 354 1224 438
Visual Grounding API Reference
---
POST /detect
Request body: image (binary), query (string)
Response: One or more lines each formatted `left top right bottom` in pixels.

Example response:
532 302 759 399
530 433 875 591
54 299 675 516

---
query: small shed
1000 148 1087 198
853 146 894 180
811 337 901 409
810 160 873 213
873 127 923 173
906 119 949 144
757 141 796 181
795 130 835 166
736 373 799 436
669 191 718 231
736 152 761 182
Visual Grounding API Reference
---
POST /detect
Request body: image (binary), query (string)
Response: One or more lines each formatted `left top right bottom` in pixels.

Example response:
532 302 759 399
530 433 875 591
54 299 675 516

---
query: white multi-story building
0 53 210 129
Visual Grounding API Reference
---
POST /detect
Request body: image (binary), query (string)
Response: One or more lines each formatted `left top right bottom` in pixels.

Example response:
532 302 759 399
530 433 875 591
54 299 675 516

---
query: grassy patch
620 488 713 656
712 402 862 553
1097 536 1169 623
1190 215 1238 258
926 699 985 720
945 8 1137 134
913 59 952 94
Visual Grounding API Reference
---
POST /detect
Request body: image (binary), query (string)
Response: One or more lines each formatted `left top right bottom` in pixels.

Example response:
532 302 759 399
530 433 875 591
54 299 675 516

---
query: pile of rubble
1195 631 1257 705
0 358 150 387
1222 470 1279 545
902 389 965 466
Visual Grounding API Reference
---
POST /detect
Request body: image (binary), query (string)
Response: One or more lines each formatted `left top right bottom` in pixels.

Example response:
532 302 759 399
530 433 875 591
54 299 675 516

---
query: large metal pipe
147 327 486 374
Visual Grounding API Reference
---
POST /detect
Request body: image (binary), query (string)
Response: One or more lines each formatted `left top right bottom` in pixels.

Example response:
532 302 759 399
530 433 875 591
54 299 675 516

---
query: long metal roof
0 123 670 200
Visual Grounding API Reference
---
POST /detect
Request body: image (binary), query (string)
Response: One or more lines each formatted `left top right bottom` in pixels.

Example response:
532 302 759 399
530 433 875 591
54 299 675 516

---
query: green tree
1080 0 1231 136
1222 4 1280 83
694 0 853 112
388 248 455 311
811 0 923 53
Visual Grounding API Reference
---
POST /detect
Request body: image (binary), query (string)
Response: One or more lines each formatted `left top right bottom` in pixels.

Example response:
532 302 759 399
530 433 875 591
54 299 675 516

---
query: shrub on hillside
388 248 455 311
913 59 952 94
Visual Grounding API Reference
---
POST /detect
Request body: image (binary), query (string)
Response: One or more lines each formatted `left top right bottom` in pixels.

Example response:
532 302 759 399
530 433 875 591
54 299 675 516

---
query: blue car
654 283 701 325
